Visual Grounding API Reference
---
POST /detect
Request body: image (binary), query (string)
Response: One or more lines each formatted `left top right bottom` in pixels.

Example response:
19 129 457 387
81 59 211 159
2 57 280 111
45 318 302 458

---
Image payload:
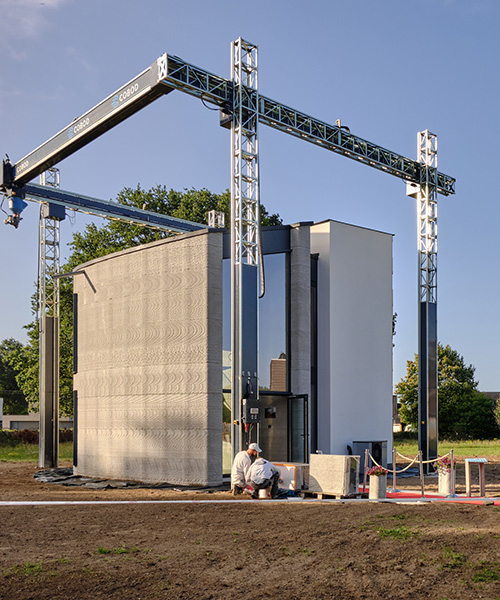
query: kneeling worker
231 443 261 495
247 457 280 499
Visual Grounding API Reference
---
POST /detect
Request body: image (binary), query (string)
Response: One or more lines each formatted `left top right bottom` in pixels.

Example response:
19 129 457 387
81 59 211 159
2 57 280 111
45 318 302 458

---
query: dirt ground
1 460 500 599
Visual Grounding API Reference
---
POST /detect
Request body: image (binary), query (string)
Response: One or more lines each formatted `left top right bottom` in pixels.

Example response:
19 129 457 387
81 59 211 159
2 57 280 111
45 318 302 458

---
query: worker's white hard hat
248 443 262 453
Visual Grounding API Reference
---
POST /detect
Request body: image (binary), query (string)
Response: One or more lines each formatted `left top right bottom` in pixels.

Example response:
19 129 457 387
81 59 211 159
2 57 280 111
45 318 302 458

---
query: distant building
481 392 500 402
392 395 402 432
270 355 287 392
1 413 73 430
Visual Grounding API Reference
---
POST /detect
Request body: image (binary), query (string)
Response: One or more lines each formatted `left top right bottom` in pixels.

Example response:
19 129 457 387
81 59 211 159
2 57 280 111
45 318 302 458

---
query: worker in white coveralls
231 442 261 495
247 457 280 499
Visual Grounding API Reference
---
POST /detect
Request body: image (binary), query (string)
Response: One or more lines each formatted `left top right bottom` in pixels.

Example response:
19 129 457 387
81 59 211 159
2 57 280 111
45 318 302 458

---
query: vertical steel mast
38 168 62 468
230 38 260 456
417 130 438 471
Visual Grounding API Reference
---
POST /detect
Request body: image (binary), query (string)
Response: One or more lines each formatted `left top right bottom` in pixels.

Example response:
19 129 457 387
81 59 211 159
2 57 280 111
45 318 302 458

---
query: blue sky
0 0 498 390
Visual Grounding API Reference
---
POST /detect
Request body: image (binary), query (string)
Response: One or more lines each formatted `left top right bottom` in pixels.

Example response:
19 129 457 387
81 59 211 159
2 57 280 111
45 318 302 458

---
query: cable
0 195 9 216
200 95 220 112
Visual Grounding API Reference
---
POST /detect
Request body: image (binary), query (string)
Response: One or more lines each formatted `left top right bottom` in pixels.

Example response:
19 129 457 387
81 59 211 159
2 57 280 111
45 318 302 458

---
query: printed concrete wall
73 230 223 485
290 224 311 398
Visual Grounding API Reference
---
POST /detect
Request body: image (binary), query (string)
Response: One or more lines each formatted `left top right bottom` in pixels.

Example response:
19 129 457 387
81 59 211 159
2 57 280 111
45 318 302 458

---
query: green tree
0 338 28 414
14 185 282 416
64 185 281 270
494 395 500 431
396 344 499 439
4 328 42 414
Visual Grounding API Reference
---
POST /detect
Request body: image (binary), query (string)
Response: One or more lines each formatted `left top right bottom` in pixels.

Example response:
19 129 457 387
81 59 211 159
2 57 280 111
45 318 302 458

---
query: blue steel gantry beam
24 183 205 234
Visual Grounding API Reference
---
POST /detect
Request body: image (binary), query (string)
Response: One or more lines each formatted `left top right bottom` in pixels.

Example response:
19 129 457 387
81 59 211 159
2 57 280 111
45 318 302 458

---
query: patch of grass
10 561 44 576
394 439 500 460
440 547 465 569
97 545 140 555
0 441 73 462
377 526 419 541
361 513 422 533
279 546 312 557
471 562 500 583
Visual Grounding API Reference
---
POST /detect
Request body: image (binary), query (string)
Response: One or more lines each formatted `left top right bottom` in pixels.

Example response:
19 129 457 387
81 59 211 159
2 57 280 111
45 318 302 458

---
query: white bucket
258 487 271 499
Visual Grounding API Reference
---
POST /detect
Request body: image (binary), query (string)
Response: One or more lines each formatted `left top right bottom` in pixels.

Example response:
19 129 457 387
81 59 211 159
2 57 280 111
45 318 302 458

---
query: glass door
288 394 308 463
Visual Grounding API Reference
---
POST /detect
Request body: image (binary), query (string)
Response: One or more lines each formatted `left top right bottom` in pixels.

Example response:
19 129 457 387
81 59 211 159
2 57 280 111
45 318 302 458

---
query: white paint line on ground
0 498 431 507
0 497 496 507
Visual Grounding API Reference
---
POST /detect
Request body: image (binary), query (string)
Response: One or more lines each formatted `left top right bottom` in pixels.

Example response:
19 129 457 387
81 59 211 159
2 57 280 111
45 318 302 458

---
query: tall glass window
222 253 288 392
222 253 289 473
258 253 288 391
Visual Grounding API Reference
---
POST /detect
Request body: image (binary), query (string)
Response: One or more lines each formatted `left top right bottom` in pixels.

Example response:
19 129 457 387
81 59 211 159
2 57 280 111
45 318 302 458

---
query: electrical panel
242 397 261 424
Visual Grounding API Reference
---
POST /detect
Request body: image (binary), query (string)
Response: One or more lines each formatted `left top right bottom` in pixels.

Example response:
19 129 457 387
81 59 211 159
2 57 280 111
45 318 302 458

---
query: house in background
0 413 73 430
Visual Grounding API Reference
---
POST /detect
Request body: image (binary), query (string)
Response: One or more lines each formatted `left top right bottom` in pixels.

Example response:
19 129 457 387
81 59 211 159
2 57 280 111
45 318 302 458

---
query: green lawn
1 438 499 464
0 441 73 462
393 439 500 460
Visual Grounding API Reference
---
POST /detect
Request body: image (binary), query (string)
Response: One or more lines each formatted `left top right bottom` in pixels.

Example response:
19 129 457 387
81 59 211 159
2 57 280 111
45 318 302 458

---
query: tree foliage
493 395 500 431
13 186 282 417
0 339 28 414
64 185 281 271
396 344 499 439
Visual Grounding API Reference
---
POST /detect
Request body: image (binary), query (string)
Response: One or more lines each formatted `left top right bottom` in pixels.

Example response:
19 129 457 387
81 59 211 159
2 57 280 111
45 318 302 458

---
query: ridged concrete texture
290 224 311 397
73 230 223 485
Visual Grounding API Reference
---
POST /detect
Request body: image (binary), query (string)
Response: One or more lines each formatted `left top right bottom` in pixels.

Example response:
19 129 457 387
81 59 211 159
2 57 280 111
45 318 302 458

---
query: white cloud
0 0 69 56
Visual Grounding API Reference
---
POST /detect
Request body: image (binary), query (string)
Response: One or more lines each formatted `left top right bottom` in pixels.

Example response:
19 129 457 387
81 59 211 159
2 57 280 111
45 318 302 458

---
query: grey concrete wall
290 224 311 397
73 230 223 485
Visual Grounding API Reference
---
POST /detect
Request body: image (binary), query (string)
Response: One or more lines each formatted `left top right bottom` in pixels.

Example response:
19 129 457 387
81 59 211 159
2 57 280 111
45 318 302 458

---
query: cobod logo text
16 160 29 174
112 82 140 109
67 117 90 140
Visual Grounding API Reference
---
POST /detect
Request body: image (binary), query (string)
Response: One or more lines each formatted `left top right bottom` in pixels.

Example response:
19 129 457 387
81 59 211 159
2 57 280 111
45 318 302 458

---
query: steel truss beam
417 130 439 472
38 168 61 468
231 39 260 456
38 170 61 321
158 60 454 196
418 131 438 304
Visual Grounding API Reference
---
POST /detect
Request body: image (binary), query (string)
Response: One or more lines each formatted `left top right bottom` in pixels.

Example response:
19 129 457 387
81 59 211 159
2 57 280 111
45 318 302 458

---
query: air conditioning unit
352 440 387 474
